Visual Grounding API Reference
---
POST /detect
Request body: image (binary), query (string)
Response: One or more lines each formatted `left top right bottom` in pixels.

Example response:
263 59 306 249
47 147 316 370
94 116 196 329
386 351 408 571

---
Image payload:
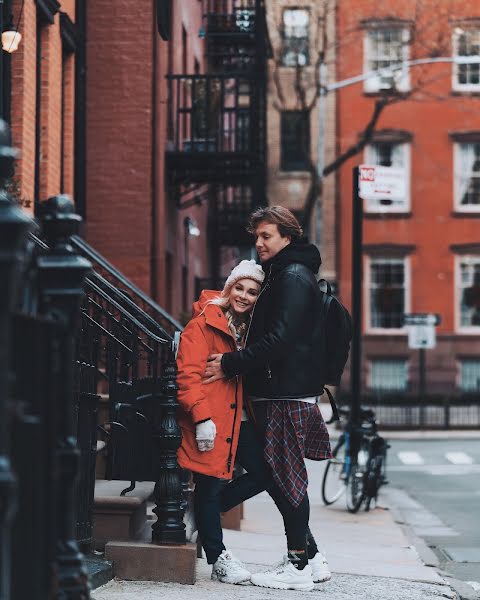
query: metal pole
350 166 363 425
419 347 426 428
315 62 327 246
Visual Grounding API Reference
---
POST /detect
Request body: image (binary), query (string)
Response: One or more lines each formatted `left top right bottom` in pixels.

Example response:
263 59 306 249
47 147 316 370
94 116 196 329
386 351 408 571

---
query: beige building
265 0 337 282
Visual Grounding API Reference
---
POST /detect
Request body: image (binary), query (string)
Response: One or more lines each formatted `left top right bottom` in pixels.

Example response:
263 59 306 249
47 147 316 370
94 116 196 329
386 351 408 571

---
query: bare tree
267 0 457 232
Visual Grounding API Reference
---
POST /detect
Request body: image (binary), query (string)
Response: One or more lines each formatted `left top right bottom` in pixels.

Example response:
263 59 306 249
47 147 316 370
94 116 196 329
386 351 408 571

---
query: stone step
93 480 154 550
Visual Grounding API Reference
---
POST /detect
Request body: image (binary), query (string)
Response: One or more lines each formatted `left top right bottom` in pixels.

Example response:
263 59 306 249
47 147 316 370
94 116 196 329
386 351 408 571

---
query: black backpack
317 279 353 423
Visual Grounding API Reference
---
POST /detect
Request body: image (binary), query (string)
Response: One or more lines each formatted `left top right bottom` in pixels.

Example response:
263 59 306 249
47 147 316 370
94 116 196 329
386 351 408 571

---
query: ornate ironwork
37 195 92 599
0 119 33 600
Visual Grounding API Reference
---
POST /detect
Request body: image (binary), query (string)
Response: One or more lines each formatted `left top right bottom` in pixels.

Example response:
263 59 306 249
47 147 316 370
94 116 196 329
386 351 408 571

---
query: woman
176 260 264 584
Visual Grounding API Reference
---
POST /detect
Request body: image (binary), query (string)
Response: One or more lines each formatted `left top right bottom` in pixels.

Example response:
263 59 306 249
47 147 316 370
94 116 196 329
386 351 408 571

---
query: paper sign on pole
358 165 406 201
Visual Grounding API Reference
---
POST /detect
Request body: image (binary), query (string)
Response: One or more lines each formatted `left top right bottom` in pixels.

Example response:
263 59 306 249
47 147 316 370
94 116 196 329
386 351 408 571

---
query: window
364 142 410 211
368 257 408 330
453 27 480 91
363 27 410 93
454 142 480 211
369 359 408 392
281 8 309 67
458 359 480 391
280 111 310 171
456 256 480 330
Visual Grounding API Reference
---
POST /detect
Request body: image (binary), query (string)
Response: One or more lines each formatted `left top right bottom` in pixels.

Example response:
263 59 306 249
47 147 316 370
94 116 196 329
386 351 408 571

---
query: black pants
194 419 315 563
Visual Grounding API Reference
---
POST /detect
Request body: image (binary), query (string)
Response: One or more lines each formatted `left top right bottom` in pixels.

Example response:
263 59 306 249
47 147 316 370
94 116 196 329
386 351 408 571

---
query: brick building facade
336 0 480 396
84 1 210 318
8 0 77 213
265 0 337 282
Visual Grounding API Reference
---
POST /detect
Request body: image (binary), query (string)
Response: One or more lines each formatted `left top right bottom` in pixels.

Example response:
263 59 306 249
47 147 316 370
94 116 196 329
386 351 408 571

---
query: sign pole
351 166 362 426
419 347 426 428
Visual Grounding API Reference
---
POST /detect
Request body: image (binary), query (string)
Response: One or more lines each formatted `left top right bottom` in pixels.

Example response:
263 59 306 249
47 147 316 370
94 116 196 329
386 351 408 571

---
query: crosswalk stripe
445 452 474 465
397 451 424 465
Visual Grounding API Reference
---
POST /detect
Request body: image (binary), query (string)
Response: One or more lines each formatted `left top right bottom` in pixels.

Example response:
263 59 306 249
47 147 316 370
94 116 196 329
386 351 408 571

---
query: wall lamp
184 216 200 237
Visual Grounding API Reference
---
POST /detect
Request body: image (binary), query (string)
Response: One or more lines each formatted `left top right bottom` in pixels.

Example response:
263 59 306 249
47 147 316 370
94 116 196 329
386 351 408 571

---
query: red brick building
7 0 78 212
84 1 210 319
336 0 480 396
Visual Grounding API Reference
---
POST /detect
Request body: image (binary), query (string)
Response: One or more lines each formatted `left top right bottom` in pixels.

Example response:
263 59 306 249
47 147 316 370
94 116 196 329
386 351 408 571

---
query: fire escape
166 1 270 271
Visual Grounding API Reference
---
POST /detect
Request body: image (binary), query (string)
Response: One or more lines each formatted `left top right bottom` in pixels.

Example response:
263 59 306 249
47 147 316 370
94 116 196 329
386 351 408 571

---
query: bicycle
321 406 390 513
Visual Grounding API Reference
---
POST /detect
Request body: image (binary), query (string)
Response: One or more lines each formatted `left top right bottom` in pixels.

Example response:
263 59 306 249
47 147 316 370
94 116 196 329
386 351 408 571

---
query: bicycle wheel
321 436 346 505
346 439 369 513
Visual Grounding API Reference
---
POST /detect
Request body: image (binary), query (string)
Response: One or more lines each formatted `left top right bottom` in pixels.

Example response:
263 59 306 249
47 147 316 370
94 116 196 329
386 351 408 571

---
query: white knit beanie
221 259 265 297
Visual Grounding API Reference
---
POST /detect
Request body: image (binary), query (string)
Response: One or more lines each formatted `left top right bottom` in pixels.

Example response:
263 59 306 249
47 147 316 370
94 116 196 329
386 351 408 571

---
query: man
204 206 332 591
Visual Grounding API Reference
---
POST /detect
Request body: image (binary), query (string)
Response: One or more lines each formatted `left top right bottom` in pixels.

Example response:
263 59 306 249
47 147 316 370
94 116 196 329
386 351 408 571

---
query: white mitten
195 419 216 452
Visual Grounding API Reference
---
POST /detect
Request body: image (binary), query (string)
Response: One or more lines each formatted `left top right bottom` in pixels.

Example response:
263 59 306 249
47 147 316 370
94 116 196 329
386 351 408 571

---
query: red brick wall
336 0 480 393
10 0 76 213
86 0 210 318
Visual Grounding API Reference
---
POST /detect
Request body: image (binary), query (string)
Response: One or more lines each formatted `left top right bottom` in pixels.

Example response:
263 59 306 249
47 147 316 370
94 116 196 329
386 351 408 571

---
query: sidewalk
93 459 456 600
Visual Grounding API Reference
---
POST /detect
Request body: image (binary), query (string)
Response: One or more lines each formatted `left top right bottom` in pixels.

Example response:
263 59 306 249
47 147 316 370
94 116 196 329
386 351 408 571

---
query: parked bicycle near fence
322 407 390 513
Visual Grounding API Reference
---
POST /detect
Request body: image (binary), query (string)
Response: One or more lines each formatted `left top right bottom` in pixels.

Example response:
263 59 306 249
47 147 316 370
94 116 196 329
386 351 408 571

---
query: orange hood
191 289 231 337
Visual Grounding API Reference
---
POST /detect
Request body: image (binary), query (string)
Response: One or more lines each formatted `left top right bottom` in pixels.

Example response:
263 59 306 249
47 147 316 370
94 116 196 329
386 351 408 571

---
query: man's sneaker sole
250 575 314 591
211 571 251 584
313 574 331 583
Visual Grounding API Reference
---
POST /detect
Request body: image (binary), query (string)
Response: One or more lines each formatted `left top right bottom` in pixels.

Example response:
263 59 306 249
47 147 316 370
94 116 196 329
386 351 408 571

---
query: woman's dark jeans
194 419 316 564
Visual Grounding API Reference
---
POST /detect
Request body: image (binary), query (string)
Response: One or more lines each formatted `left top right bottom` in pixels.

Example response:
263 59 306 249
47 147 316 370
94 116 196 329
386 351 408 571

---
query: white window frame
454 255 480 333
364 142 411 212
452 27 480 92
457 358 480 392
365 256 410 334
281 8 310 68
363 27 410 93
453 142 480 212
368 358 409 392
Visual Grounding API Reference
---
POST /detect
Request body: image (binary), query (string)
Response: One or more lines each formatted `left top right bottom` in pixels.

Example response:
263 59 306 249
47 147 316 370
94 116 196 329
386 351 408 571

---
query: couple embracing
176 206 333 592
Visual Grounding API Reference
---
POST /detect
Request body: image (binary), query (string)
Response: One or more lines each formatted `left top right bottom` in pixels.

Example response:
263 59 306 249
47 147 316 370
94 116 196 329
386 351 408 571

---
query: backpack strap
324 387 340 424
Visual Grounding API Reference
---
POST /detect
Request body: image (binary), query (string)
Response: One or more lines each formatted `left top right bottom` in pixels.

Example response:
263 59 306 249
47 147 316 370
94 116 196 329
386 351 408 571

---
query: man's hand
203 353 225 384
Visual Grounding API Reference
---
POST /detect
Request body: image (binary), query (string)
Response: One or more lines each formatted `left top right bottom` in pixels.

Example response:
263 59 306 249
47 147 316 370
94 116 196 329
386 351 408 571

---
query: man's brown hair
247 206 303 240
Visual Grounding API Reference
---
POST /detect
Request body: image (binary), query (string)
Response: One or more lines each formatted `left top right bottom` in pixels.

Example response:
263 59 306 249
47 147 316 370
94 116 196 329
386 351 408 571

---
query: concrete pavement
93 458 457 600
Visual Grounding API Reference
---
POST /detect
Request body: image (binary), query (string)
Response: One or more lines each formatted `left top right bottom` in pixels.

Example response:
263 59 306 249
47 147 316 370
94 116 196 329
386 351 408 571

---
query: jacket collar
203 303 233 338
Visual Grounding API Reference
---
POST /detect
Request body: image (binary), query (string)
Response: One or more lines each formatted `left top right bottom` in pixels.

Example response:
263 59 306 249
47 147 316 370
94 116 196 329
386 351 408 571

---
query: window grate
370 359 408 392
459 359 480 391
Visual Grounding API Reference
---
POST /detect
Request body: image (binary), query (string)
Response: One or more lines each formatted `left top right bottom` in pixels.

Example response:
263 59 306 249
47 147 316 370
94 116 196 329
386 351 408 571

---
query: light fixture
184 216 200 237
2 22 22 53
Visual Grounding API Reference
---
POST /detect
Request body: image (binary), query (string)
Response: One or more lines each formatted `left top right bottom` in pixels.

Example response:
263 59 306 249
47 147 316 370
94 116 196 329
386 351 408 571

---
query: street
387 438 480 588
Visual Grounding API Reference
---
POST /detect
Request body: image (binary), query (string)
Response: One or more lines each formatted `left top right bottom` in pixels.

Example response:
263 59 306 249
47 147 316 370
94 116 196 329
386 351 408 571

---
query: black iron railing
339 393 480 429
167 74 256 155
3 130 188 597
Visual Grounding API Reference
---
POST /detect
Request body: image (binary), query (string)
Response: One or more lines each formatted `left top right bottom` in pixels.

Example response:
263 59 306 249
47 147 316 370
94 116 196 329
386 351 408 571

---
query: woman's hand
203 353 225 384
195 419 216 452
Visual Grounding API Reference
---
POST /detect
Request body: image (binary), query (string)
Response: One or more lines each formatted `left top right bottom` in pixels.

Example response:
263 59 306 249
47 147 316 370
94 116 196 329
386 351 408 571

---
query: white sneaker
211 549 251 584
251 556 314 591
310 552 331 583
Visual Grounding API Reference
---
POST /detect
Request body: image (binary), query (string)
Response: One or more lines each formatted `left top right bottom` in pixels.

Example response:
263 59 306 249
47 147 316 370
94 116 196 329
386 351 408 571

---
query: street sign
358 165 406 201
407 324 436 349
403 313 441 326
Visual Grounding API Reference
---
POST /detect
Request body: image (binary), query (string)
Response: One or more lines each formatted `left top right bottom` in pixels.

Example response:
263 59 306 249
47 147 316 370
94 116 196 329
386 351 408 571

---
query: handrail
70 235 183 333
85 278 171 346
88 270 171 340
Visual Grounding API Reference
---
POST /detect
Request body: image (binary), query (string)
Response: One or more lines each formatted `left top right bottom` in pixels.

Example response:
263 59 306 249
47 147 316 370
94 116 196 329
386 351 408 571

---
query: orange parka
176 290 243 480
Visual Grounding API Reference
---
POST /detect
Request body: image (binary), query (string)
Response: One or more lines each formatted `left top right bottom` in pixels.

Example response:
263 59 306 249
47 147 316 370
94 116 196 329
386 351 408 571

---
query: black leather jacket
221 240 325 399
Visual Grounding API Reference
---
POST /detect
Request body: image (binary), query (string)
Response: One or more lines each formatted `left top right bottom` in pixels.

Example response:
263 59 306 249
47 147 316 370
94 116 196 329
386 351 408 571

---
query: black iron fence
1 120 187 599
339 393 480 429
